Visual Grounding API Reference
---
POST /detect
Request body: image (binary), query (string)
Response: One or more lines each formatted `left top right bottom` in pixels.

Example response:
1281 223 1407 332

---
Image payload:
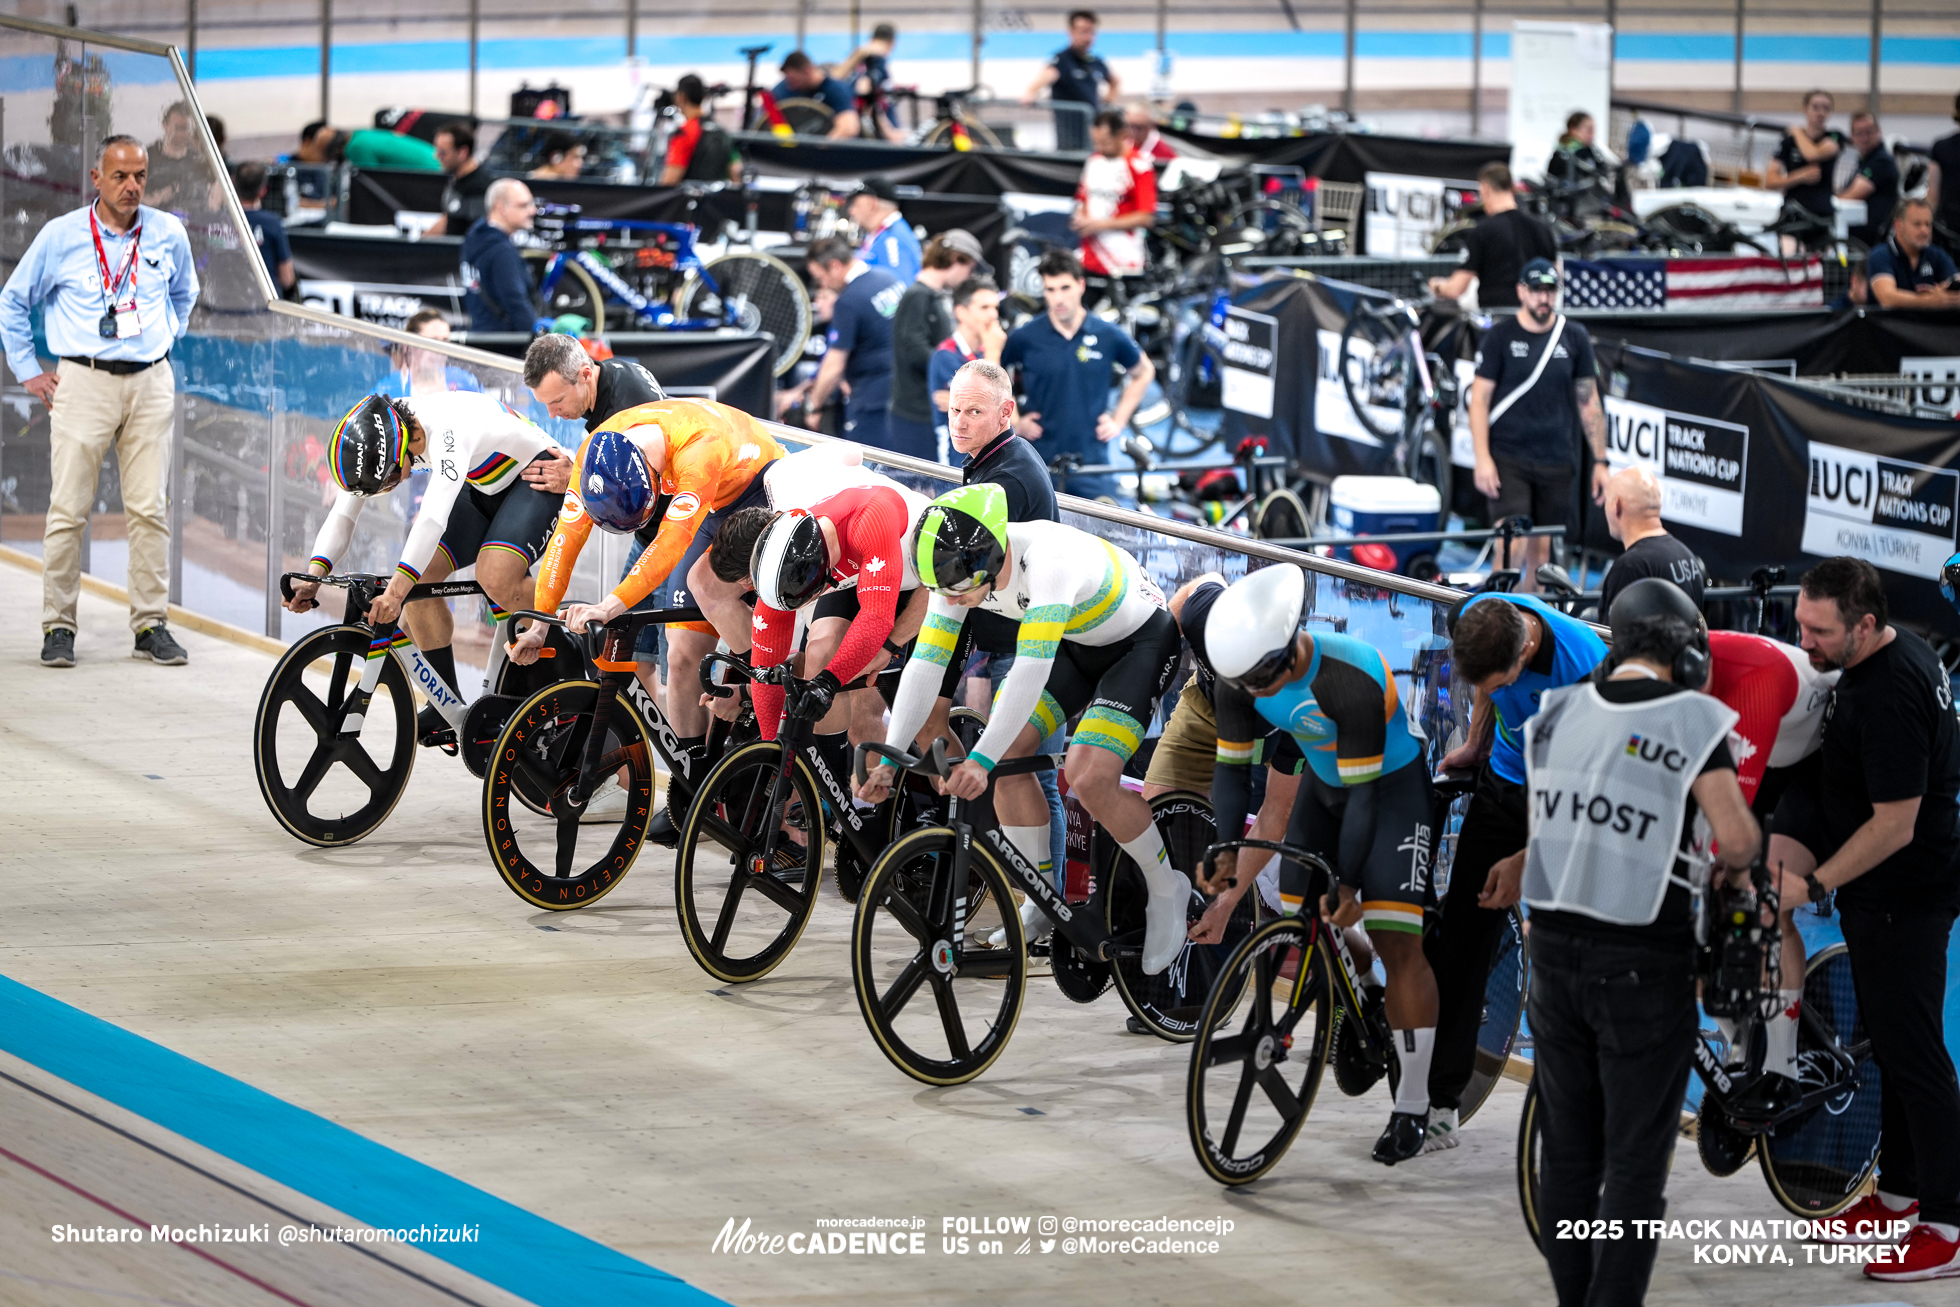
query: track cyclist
509 397 783 826
1192 564 1444 1166
286 391 572 743
855 483 1191 974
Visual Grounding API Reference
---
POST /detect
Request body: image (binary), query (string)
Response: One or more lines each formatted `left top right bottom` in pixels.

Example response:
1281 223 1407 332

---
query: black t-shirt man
1775 128 1848 223
1533 678 1737 947
1810 627 1960 910
445 164 495 230
1848 144 1900 248
1051 47 1112 108
1933 132 1960 237
891 282 953 425
1473 314 1597 465
583 357 666 432
1599 534 1706 615
962 430 1059 655
1461 209 1558 310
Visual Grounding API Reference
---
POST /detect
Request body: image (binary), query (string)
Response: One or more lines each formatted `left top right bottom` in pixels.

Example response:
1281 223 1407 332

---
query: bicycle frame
533 209 733 333
279 571 484 734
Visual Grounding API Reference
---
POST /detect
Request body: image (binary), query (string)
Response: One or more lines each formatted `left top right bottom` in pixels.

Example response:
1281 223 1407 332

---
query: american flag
1560 256 1825 312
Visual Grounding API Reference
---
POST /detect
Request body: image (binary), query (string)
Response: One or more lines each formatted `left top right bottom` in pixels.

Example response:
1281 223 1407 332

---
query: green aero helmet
914 483 1010 595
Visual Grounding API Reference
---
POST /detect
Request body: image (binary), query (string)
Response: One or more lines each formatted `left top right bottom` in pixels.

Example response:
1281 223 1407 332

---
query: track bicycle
481 604 730 910
529 205 811 378
1115 434 1312 542
1185 769 1529 1184
847 724 1251 1086
1335 285 1457 524
1518 940 1881 1239
255 571 557 847
671 652 936 983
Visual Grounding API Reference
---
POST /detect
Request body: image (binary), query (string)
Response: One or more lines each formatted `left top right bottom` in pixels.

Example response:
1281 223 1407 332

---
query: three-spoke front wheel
674 740 826 983
1186 915 1334 1185
254 624 415 846
852 828 1025 1086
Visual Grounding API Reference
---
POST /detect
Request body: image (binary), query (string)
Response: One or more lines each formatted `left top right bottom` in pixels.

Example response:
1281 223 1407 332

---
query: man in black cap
1468 257 1607 592
849 175 921 284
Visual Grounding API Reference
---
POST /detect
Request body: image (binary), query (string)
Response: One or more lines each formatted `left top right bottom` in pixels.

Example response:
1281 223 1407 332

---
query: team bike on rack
846 712 1258 1086
1185 770 1531 1185
255 571 553 847
480 605 736 911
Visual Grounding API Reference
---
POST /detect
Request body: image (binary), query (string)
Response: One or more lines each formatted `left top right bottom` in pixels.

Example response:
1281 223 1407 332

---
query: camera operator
1772 557 1960 1280
1501 578 1758 1306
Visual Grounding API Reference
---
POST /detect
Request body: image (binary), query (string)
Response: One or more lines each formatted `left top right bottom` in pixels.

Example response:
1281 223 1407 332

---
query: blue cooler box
1329 476 1444 578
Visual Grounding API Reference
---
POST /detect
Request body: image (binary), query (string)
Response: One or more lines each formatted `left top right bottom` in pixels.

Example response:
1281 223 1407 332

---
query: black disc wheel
1107 792 1255 1042
673 740 826 983
1456 906 1529 1126
772 96 836 137
852 828 1025 1086
482 680 657 911
254 624 416 847
1757 944 1883 1216
1697 1104 1755 1177
1339 302 1421 442
677 251 813 378
1186 915 1333 1185
1253 488 1311 544
1518 1077 1545 1250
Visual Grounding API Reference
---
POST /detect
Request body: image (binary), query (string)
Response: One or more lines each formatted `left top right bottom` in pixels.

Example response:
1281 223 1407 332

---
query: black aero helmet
328 394 412 496
1606 577 1709 689
750 510 831 611
913 483 1009 595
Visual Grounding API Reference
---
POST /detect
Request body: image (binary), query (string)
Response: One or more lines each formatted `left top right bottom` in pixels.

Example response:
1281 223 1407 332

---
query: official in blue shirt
1420 590 1608 1138
773 51 861 140
1866 200 1960 310
233 161 294 294
999 247 1154 507
461 178 538 333
0 136 200 668
804 237 903 450
1022 10 1120 149
849 175 922 285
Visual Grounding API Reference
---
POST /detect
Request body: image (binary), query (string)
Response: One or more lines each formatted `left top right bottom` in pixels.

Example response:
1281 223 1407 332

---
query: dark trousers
1427 764 1528 1109
1531 925 1699 1307
1839 901 1960 1225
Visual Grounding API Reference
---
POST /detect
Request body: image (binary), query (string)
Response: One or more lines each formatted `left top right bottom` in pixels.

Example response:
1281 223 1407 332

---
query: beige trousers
43 358 176 634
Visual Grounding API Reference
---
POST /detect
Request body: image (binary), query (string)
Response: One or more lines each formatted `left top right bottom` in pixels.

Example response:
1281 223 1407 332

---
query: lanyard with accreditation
90 207 143 340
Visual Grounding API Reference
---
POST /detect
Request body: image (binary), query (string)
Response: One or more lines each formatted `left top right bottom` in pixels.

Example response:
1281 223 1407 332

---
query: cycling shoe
1141 870 1194 974
1372 1111 1428 1166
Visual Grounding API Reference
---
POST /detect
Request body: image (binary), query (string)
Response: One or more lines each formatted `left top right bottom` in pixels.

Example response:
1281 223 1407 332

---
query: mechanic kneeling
1500 579 1759 1307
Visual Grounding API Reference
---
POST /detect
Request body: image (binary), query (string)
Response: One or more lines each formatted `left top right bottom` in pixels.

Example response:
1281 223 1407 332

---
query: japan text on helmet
913 483 1010 596
1208 565 1308 693
1605 577 1709 689
751 510 831 611
328 394 412 496
578 427 660 532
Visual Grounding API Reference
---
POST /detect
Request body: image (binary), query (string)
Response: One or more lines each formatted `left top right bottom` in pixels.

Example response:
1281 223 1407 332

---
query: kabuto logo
1802 441 1958 580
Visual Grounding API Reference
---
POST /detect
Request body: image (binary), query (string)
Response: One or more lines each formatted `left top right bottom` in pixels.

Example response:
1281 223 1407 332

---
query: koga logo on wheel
1604 398 1747 536
1803 442 1958 580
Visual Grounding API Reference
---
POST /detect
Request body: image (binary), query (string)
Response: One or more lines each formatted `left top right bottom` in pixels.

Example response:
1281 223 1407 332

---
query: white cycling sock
1764 988 1802 1080
1118 824 1189 974
1393 1028 1436 1116
1712 1015 1739 1063
1878 1190 1917 1212
1249 854 1282 912
1003 825 1051 885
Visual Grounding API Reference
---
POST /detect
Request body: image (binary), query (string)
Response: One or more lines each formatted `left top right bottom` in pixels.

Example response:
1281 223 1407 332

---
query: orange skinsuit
533 398 782 632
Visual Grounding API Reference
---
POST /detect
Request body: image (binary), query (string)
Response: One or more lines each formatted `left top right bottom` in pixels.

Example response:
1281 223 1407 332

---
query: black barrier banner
729 133 1083 197
290 231 467 329
1159 124 1510 188
1801 442 1960 581
461 332 776 419
345 168 449 226
1580 307 1960 379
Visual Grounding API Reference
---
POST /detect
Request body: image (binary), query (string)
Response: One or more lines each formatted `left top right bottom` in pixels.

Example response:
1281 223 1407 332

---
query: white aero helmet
750 510 831 611
1208 565 1308 691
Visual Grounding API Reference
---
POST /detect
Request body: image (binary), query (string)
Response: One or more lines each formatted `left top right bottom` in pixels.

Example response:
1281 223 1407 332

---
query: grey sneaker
41 627 76 667
133 624 188 665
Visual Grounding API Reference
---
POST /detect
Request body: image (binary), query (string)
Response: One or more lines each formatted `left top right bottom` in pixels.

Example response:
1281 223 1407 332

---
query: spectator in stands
293 121 339 164
1546 111 1611 196
1598 466 1705 615
1428 163 1558 311
849 176 922 283
891 229 987 463
379 309 483 398
1929 93 1960 256
660 75 742 185
1866 199 1960 310
774 52 860 140
0 135 200 669
836 23 905 143
349 126 442 172
1125 103 1177 162
1766 90 1846 232
462 178 539 334
1073 108 1157 280
1837 111 1900 249
930 277 1006 458
529 133 586 181
234 162 295 295
1023 9 1119 149
1468 259 1608 593
424 121 491 238
1002 247 1154 507
804 236 902 448
145 100 200 213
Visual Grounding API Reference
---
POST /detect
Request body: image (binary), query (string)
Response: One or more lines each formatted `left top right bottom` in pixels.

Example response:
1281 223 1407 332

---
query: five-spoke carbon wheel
482 679 656 910
674 740 826 983
852 828 1025 1086
1186 915 1334 1185
254 624 415 846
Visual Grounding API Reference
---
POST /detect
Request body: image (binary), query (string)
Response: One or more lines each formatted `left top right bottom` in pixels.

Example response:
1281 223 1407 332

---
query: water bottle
793 185 812 237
